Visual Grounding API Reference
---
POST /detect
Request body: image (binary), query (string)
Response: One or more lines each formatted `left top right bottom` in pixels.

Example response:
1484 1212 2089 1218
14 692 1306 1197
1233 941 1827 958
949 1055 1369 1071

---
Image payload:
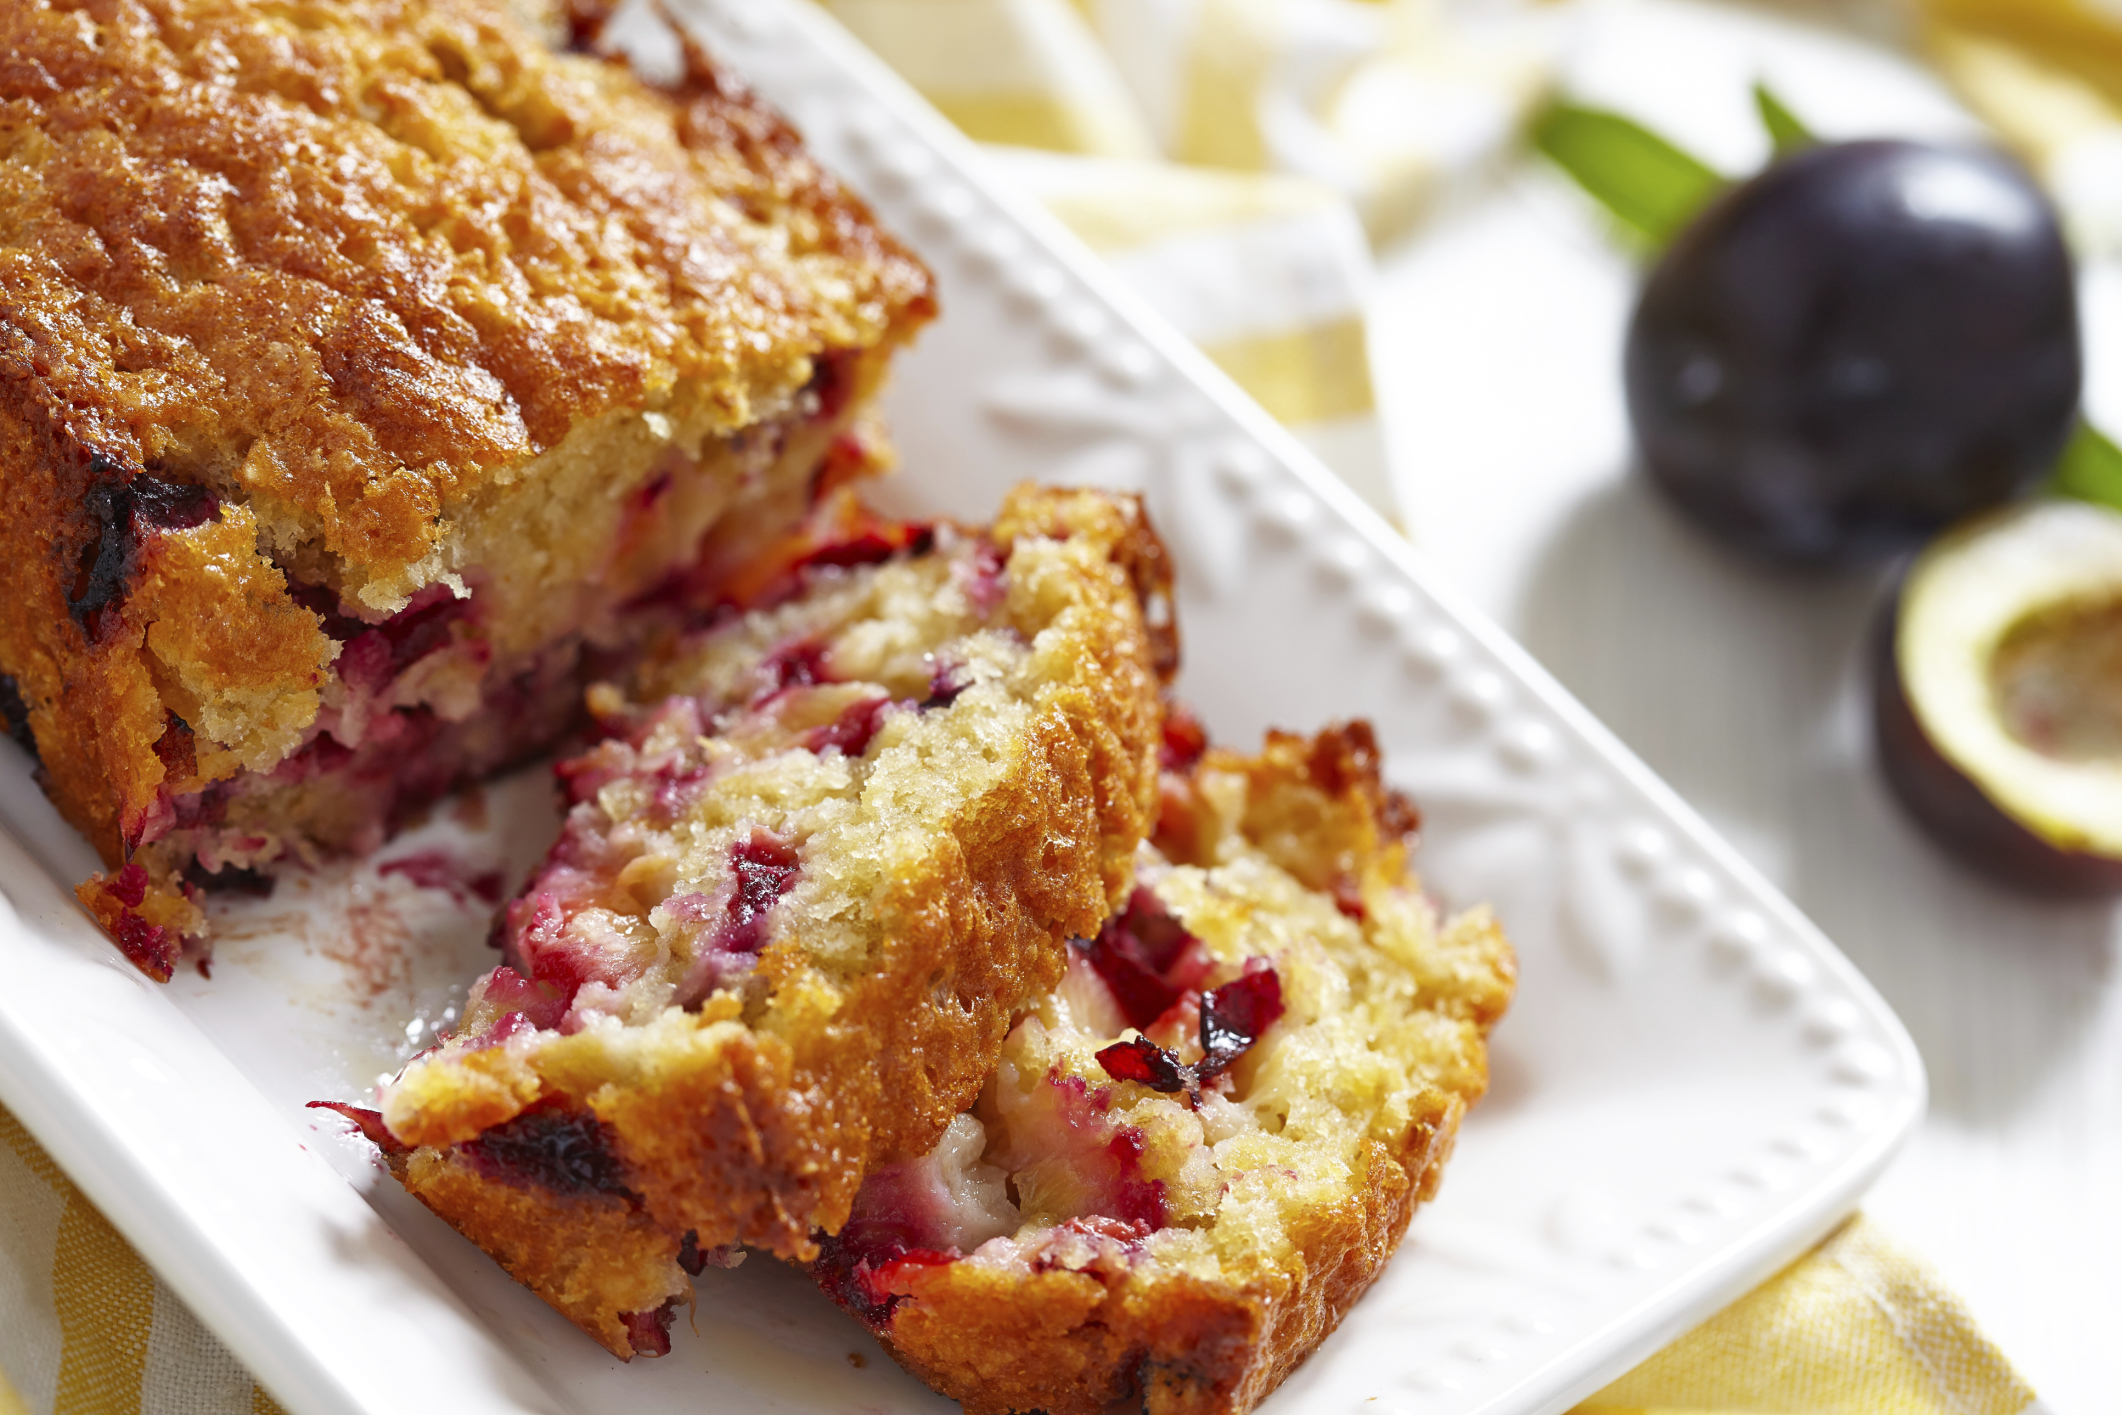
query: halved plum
1873 498 2122 895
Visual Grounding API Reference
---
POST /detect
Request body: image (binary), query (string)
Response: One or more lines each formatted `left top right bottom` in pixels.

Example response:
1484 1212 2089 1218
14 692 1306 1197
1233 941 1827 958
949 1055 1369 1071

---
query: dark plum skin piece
1871 596 2122 897
1627 141 2080 565
1094 964 1285 1097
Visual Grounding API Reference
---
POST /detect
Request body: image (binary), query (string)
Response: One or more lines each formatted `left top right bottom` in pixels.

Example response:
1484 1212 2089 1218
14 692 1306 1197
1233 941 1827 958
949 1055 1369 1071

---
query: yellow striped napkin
1914 0 2122 254
0 1093 2037 1414
0 1105 288 1415
1574 1215 2037 1415
817 0 1555 524
982 145 1396 514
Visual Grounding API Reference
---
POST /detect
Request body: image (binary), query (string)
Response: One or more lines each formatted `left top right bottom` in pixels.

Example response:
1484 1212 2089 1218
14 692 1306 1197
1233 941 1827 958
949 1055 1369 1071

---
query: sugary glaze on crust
0 0 933 969
336 485 1170 1358
814 720 1516 1415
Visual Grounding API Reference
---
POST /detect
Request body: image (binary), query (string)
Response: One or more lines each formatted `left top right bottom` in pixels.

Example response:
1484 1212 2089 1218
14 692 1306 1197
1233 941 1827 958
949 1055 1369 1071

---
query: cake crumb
847 1352 867 1369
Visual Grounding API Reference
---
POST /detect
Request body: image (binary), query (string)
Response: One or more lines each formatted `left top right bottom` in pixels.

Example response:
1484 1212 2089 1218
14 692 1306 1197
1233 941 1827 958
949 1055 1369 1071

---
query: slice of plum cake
810 718 1516 1415
319 484 1172 1358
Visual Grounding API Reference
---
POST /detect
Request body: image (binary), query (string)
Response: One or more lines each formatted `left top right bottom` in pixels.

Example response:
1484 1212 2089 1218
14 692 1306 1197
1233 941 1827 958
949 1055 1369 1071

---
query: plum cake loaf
319 485 1174 1358
0 0 933 978
813 717 1517 1415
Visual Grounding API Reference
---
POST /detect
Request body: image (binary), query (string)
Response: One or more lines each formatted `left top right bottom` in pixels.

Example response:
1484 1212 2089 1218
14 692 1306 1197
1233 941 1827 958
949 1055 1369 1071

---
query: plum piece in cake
0 0 932 976
810 720 1516 1415
323 485 1172 1358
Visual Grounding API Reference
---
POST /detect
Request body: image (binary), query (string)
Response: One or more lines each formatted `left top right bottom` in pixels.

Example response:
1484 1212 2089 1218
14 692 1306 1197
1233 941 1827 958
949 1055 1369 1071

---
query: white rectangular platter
0 2 1924 1413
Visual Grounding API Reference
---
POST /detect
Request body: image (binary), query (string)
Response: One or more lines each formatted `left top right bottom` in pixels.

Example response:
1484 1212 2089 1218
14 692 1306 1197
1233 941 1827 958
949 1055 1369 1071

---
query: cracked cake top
0 0 934 607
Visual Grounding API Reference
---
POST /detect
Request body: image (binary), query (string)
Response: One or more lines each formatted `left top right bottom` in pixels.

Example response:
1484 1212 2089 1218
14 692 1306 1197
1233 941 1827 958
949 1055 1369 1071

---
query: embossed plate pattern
0 3 1923 1413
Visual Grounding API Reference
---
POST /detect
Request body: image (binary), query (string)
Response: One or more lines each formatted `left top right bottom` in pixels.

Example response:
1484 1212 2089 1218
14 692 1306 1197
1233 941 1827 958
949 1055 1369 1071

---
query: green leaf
2054 420 2122 511
1531 103 1727 247
1752 81 1815 157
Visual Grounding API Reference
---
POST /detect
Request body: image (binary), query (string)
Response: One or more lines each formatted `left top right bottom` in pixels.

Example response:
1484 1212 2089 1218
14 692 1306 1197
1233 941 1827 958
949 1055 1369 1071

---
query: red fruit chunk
471 965 568 1033
1077 887 1215 1031
1330 876 1367 921
716 829 800 955
113 912 177 981
666 832 802 1004
271 731 353 785
868 1248 959 1290
922 658 972 709
335 584 471 695
1094 1036 1192 1093
1159 701 1209 774
1044 1215 1150 1250
755 637 832 702
1199 965 1284 1069
825 1247 958 1329
833 1156 954 1257
108 861 149 909
130 476 220 533
69 472 220 637
465 1010 539 1052
804 347 860 423
307 1101 409 1157
461 1104 633 1197
508 894 607 1008
1030 1071 1170 1231
790 523 935 576
676 1230 709 1275
622 1305 674 1357
647 761 714 822
1024 1215 1154 1281
1095 1128 1167 1230
1083 942 1175 1031
709 487 932 612
952 540 1009 616
814 1193 961 1329
1094 963 1284 1098
804 694 890 758
557 698 711 807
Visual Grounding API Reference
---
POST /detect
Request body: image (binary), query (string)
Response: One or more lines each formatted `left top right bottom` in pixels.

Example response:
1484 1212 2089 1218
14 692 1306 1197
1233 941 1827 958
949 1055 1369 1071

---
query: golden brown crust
0 0 933 963
394 1145 688 1360
996 485 1181 684
881 1132 1439 1415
